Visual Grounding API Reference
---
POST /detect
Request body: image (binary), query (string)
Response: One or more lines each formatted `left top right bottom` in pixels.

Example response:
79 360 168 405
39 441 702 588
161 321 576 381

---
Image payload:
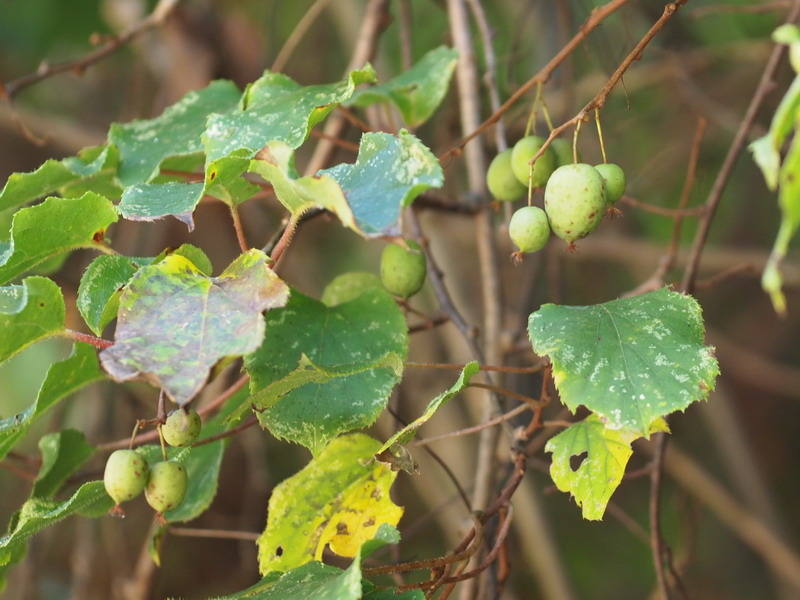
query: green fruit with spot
104 449 149 505
511 136 557 188
509 206 550 253
594 163 626 204
551 138 580 167
145 460 188 514
544 163 608 244
380 240 427 299
486 149 527 202
162 408 202 447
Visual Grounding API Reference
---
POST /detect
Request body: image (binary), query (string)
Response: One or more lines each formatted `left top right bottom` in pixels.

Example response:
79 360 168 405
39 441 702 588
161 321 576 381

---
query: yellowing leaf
546 415 669 520
257 434 402 574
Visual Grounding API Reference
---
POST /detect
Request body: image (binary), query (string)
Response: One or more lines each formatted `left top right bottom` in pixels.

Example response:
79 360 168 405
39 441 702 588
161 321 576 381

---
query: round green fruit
551 138 580 167
380 240 427 299
486 149 527 202
511 136 557 188
104 449 149 505
509 206 550 253
544 163 608 244
594 163 626 204
145 460 188 514
162 408 202 447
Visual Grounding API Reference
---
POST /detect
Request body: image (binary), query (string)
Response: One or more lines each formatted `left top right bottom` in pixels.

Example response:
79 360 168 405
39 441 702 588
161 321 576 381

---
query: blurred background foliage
1 1 799 599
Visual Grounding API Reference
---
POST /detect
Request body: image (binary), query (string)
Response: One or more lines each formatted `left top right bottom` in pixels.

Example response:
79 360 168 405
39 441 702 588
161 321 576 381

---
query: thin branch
191 416 258 447
616 195 706 218
168 527 259 542
405 360 545 374
271 0 333 72
229 205 249 253
409 404 531 449
682 0 800 293
650 433 672 600
3 0 181 98
63 329 114 349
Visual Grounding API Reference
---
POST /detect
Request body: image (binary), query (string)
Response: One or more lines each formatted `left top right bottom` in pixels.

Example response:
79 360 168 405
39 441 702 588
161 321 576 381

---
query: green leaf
0 192 118 285
32 429 95 498
117 182 204 230
763 127 800 314
205 150 262 207
203 66 376 163
376 361 479 453
257 433 403 574
210 562 361 600
545 415 669 520
774 24 800 44
348 46 458 127
248 142 357 229
0 277 65 366
362 589 425 600
0 343 104 461
0 481 113 585
77 255 142 336
100 249 289 405
528 288 719 436
320 272 383 306
0 145 120 212
749 75 800 190
319 131 444 237
109 80 242 185
244 288 407 455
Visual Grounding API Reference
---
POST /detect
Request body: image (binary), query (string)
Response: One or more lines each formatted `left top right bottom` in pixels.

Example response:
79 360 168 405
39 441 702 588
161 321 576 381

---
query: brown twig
191 415 258 447
650 433 672 600
4 0 181 98
409 404 531 449
468 381 543 408
168 527 259 542
681 0 800 293
63 329 114 349
229 205 249 253
270 0 333 72
616 195 706 218
405 360 546 374
439 0 634 162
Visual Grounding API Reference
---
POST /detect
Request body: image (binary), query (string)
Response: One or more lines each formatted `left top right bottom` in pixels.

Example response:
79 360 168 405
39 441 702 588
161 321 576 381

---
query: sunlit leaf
257 433 403 574
0 192 118 285
0 145 120 212
109 80 242 185
100 249 289 405
203 66 376 163
319 131 443 237
528 288 718 436
546 415 669 520
0 277 65 366
320 272 383 306
244 288 407 455
0 343 104 461
348 46 458 127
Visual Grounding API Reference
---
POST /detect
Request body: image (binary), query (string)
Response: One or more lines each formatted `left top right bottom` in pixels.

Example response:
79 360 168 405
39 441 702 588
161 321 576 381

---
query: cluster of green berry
486 135 626 255
103 408 202 517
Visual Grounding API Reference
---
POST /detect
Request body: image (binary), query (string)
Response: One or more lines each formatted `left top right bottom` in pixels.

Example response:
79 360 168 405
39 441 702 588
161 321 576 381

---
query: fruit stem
572 120 583 164
595 107 608 163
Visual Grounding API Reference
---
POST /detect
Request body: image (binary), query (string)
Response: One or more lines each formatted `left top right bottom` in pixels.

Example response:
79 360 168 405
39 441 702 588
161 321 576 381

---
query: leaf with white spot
546 414 668 520
528 287 718 436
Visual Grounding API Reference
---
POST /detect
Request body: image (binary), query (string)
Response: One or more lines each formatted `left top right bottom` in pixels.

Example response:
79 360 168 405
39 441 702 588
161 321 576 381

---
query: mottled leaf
528 287 719 436
244 288 407 455
117 182 204 230
348 46 458 127
109 80 242 185
546 415 668 520
0 277 65 366
0 343 104 461
257 433 403 574
203 66 376 163
0 192 118 285
377 361 479 453
32 429 95 498
100 249 289 404
319 131 443 237
0 145 120 212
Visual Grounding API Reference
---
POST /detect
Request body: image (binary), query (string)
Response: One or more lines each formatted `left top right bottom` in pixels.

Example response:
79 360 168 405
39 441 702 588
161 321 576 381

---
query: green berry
551 138 580 167
104 449 149 506
145 460 188 514
511 136 557 188
486 149 527 202
162 408 202 447
380 240 427 299
544 163 608 244
509 206 550 253
594 163 626 204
